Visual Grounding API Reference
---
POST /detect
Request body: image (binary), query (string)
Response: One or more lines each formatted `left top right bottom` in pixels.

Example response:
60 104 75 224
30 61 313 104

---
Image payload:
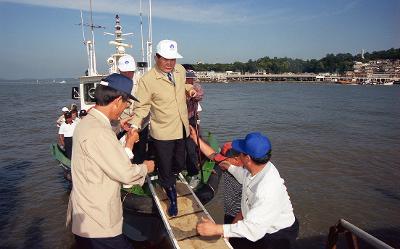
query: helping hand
188 89 197 98
189 125 198 144
125 129 139 150
144 160 155 173
120 116 135 131
197 217 218 236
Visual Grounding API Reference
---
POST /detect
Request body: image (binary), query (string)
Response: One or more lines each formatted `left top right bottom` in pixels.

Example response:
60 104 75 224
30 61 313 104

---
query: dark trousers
75 234 132 249
151 137 186 188
229 218 299 249
132 125 149 164
185 137 199 176
186 116 200 176
224 214 236 224
64 137 73 159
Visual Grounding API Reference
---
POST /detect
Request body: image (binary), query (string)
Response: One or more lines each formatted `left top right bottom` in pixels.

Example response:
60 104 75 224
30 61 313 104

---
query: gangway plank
148 174 233 249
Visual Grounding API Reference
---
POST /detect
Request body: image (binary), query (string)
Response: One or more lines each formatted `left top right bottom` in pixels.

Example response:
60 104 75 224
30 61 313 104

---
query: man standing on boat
123 39 197 217
195 132 299 249
67 73 155 249
118 54 150 164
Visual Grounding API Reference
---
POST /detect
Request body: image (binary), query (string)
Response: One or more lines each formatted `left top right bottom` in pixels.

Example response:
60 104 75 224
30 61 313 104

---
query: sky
0 0 399 79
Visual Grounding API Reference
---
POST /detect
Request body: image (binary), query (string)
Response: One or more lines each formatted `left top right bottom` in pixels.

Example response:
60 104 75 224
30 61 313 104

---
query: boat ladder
147 173 233 249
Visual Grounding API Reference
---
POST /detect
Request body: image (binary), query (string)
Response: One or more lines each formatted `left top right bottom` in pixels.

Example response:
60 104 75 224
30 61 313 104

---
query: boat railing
326 219 394 249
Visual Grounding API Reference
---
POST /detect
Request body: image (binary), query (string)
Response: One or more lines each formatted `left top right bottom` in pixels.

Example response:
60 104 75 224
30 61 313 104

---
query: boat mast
105 15 133 74
146 0 153 69
77 1 105 76
88 0 98 76
139 0 145 63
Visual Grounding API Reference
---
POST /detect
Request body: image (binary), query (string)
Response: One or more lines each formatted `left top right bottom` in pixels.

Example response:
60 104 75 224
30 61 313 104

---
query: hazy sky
0 0 399 79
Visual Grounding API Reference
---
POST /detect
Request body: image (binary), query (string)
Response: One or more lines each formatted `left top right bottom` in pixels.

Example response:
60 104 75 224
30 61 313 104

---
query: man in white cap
118 55 149 164
123 40 197 217
56 106 70 127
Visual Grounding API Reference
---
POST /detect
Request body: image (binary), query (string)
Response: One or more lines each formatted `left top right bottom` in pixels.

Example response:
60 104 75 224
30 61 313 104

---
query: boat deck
151 179 232 249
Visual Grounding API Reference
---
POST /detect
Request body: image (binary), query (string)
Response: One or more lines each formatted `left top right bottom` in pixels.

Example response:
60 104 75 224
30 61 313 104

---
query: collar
247 161 271 191
91 108 112 128
153 65 181 80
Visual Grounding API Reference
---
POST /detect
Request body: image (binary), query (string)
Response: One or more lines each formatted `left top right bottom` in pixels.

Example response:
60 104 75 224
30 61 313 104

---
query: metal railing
326 219 394 249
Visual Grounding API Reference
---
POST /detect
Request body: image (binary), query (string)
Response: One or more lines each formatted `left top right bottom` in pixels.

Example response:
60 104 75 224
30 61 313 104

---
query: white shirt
58 121 77 137
223 162 295 242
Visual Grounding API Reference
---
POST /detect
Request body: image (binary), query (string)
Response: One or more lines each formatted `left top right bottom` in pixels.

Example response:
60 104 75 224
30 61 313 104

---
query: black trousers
185 137 199 176
132 125 149 164
64 136 73 159
186 116 200 176
151 136 186 188
229 218 299 249
75 234 132 249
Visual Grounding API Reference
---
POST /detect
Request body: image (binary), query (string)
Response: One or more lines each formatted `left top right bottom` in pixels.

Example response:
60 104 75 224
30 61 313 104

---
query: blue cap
186 71 196 79
100 73 139 102
232 132 271 159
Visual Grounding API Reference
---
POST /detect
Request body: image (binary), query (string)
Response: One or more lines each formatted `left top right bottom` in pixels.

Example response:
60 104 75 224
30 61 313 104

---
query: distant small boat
383 81 394 86
58 80 66 84
338 79 357 85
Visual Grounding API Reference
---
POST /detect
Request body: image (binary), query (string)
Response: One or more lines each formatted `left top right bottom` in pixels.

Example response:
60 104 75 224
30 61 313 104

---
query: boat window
84 82 97 104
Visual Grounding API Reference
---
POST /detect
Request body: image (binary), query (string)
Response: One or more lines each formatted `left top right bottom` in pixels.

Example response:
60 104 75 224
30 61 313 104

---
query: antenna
76 0 105 76
139 0 145 62
80 10 87 45
89 0 97 75
147 0 153 68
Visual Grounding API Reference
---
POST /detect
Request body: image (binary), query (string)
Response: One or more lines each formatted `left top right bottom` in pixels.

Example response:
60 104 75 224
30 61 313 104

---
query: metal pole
339 219 394 249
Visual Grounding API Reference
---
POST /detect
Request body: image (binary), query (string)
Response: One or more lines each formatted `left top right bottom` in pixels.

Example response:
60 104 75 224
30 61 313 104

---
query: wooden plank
178 235 231 249
159 194 203 218
168 212 204 241
149 176 232 249
155 182 192 200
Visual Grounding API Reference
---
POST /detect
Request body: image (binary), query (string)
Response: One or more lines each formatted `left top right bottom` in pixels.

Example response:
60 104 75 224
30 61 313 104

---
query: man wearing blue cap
196 132 299 249
67 73 155 249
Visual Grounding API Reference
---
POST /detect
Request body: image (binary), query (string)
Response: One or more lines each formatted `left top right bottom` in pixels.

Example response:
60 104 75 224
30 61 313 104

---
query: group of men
67 39 299 249
57 105 87 159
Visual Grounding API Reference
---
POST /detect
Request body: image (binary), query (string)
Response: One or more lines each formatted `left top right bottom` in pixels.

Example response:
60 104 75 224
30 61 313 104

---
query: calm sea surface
0 81 399 248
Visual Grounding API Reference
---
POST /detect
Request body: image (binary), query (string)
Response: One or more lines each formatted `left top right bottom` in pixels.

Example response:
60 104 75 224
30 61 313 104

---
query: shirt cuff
124 147 134 159
129 123 139 130
222 224 232 238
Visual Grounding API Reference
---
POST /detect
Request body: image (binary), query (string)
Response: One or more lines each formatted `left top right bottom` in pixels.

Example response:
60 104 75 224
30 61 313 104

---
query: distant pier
196 72 400 84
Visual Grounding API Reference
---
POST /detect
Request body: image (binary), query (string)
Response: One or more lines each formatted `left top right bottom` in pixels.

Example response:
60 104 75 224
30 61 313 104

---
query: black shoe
165 185 178 217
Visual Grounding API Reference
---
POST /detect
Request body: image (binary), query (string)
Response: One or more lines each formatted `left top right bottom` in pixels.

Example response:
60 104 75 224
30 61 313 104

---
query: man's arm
128 77 152 130
189 126 217 159
197 217 224 237
58 134 65 147
223 192 283 241
85 130 148 185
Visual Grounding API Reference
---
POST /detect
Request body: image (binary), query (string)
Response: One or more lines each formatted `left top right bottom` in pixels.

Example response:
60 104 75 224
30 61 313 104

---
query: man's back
70 109 147 238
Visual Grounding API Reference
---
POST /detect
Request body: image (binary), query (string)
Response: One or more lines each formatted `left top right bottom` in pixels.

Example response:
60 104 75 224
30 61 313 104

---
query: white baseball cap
156 40 183 59
62 107 69 112
118 54 137 72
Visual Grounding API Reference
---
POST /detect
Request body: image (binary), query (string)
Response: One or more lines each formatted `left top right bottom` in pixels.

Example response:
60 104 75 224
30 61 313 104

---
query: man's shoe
188 175 200 189
165 185 178 217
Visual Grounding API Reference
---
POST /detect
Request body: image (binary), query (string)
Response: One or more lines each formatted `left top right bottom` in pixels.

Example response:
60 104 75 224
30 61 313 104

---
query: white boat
383 81 394 86
57 2 230 248
58 80 66 84
72 11 152 110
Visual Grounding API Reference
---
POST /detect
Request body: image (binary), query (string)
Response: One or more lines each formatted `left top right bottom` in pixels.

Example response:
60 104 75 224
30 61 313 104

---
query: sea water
0 81 399 248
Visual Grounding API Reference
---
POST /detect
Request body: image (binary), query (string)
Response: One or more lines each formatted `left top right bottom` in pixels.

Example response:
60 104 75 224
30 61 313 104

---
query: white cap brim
158 51 183 59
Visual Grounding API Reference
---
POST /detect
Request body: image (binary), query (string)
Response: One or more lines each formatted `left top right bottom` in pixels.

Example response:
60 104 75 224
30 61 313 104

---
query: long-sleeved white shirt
223 161 295 242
